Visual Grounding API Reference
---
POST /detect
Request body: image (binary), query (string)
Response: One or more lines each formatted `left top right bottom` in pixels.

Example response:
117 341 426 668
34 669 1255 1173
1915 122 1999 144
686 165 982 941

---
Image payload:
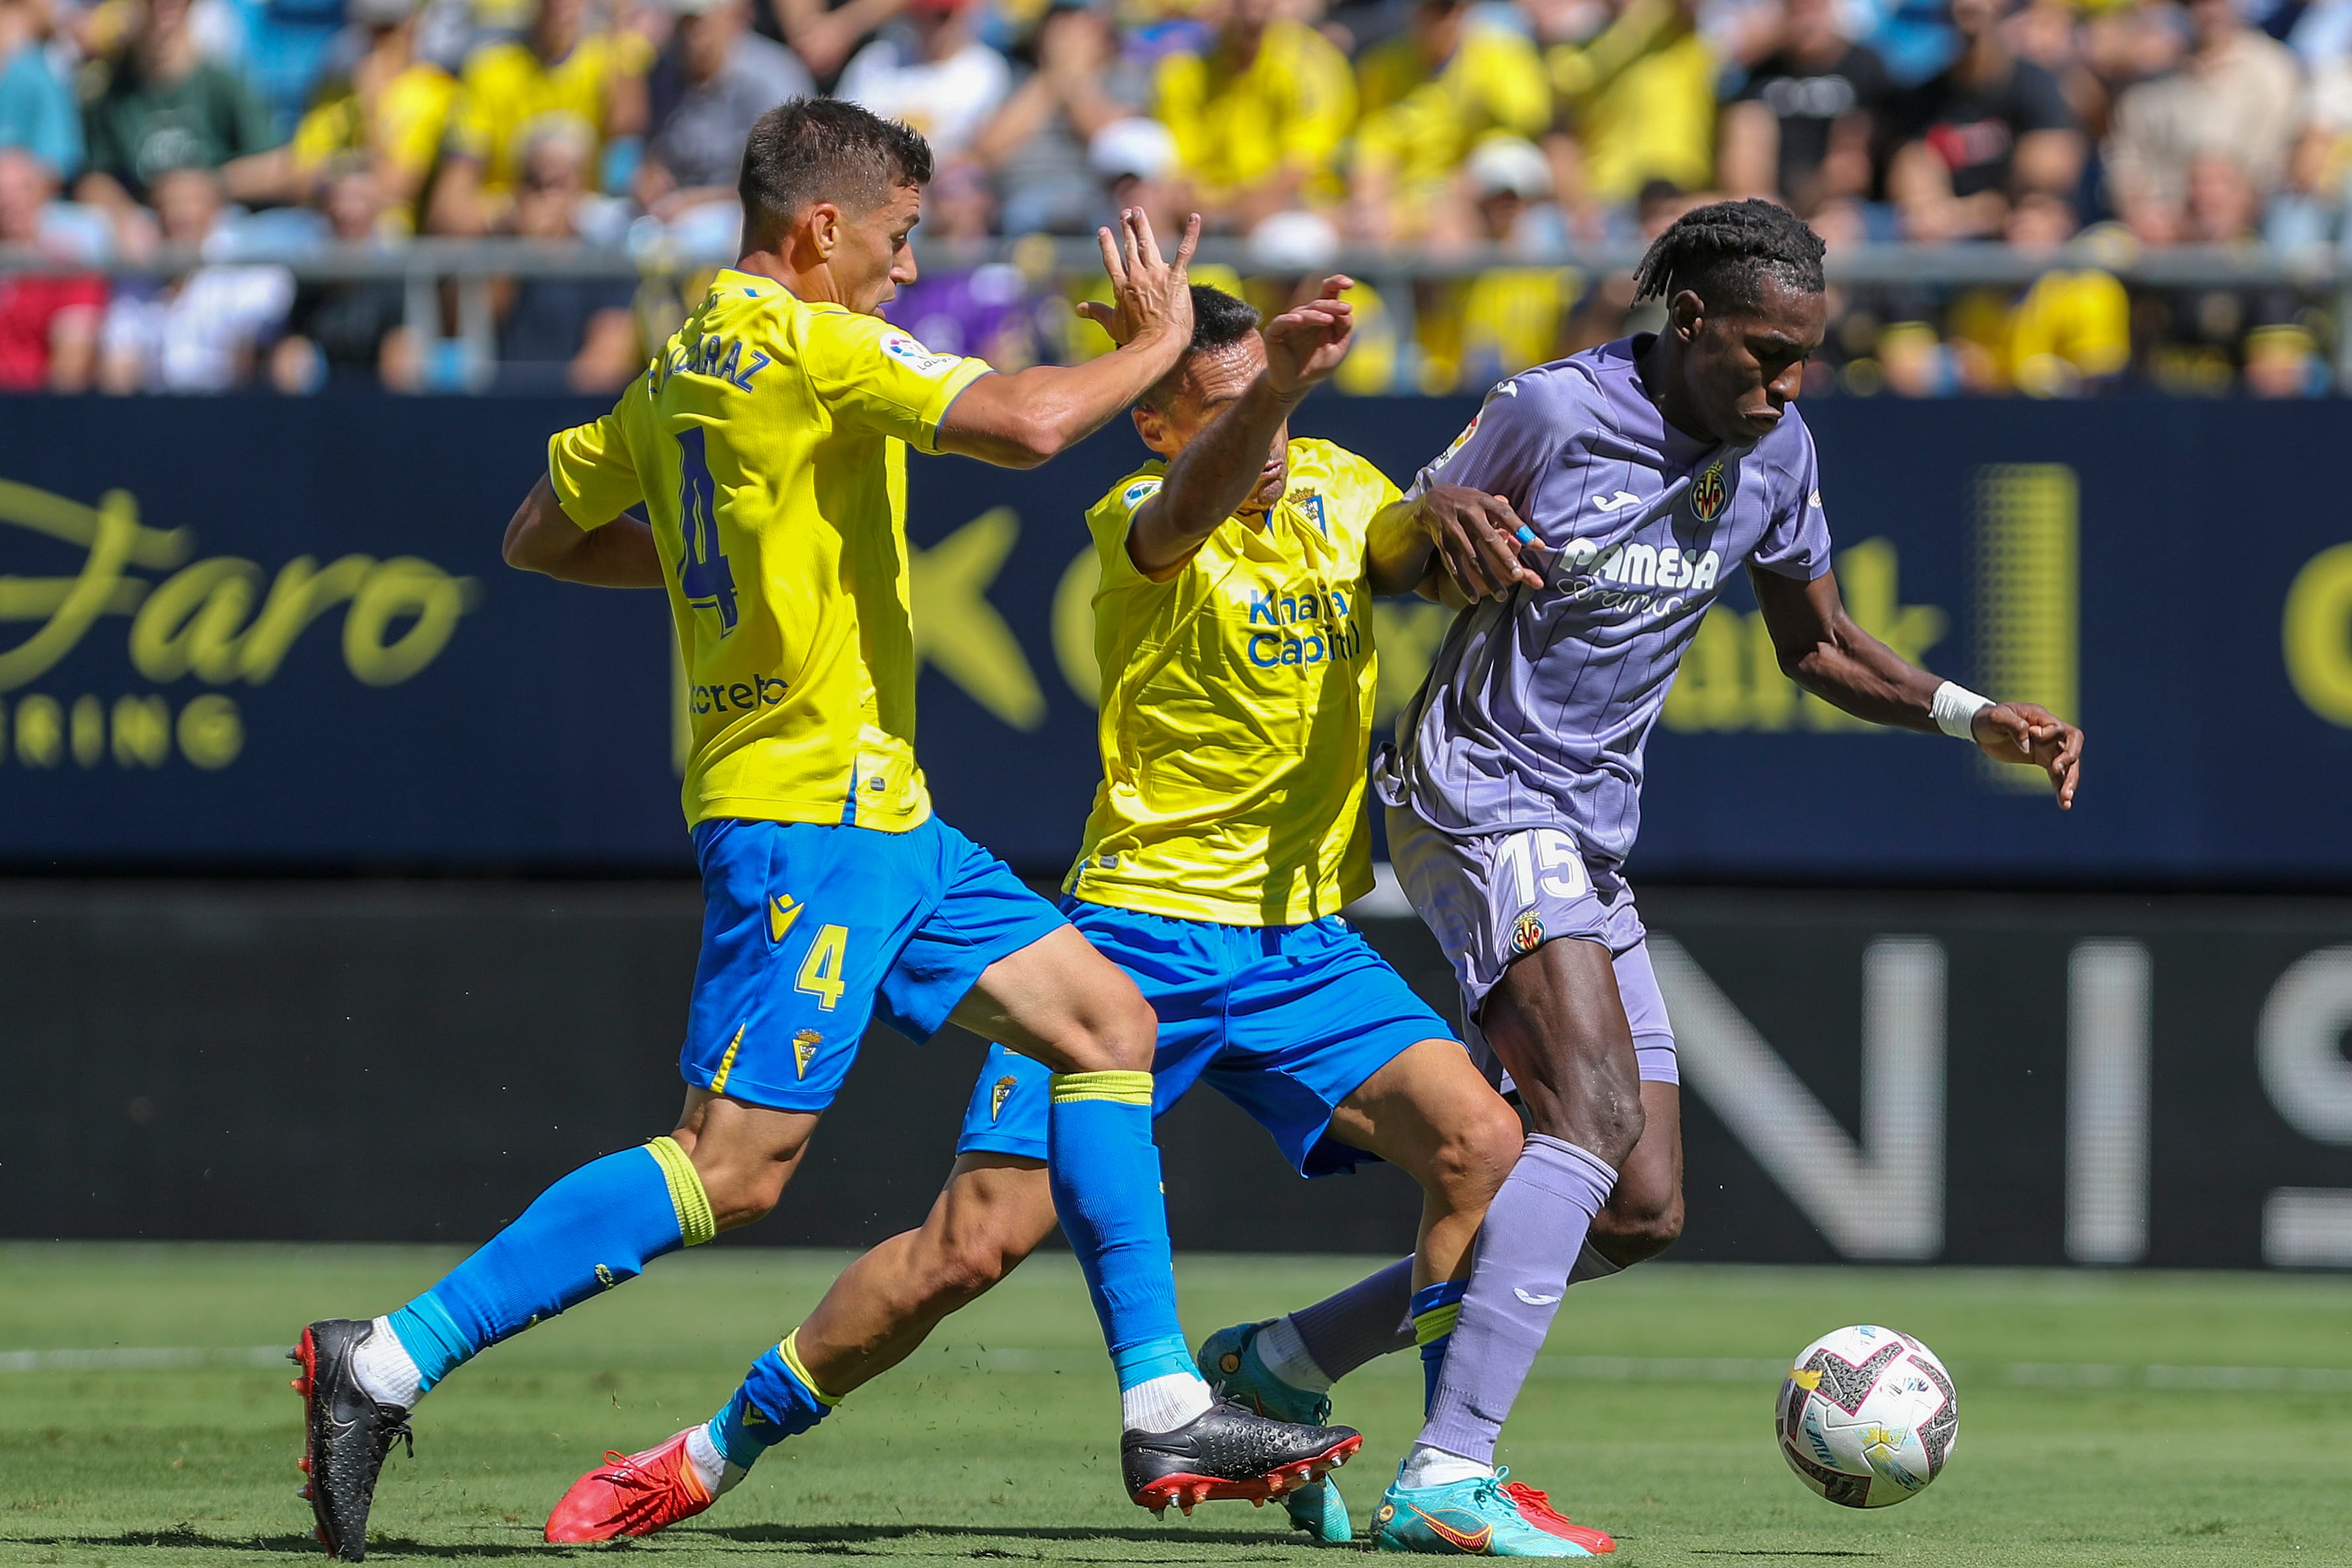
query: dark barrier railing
2 394 2347 882
6 235 2349 389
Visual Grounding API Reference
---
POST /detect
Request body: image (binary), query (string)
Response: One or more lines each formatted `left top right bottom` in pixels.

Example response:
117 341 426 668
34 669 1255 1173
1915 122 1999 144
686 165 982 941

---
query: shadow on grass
11 1523 1331 1559
700 1522 1308 1548
11 1528 568 1558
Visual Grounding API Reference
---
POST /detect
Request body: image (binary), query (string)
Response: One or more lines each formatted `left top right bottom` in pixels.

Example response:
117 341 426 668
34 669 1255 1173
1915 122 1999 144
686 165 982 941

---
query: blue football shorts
680 815 1066 1113
958 898 1458 1177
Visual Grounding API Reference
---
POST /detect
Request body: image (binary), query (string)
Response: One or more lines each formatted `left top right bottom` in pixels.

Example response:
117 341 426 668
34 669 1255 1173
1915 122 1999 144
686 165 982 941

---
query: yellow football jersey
547 268 990 833
1154 20 1356 204
1068 438 1401 926
448 33 653 192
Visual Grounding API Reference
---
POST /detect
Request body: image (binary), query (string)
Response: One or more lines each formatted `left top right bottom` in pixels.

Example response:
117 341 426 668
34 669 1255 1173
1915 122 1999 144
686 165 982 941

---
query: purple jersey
1380 336 1834 869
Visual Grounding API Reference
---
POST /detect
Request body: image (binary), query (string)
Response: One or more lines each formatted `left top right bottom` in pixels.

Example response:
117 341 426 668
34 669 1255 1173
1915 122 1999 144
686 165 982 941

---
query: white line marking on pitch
7 1345 2351 1394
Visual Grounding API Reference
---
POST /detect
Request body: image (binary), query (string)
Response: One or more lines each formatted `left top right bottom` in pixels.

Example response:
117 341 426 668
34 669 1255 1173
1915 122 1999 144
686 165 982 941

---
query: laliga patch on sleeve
1119 477 1163 512
879 329 962 377
1427 413 1479 473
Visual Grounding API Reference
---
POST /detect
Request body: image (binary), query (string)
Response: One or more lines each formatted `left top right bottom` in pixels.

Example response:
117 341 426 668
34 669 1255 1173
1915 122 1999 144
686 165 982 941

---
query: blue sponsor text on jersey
1245 580 1363 669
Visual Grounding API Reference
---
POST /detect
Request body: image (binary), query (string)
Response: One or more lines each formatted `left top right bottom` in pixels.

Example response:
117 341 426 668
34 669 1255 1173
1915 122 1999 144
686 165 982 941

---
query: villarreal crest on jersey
1069 438 1401 925
545 268 990 833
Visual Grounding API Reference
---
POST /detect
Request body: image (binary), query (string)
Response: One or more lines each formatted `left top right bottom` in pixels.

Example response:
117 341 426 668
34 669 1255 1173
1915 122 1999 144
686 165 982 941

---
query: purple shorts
1386 803 1677 1087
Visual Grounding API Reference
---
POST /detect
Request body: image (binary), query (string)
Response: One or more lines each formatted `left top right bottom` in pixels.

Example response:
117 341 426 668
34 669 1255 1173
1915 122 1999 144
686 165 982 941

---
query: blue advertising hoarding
1 393 2347 880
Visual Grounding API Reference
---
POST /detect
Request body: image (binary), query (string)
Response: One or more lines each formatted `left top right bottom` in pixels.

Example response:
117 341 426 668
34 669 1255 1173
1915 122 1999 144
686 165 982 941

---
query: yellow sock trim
645 1136 717 1247
779 1329 843 1407
1413 1302 1460 1346
1048 1069 1153 1107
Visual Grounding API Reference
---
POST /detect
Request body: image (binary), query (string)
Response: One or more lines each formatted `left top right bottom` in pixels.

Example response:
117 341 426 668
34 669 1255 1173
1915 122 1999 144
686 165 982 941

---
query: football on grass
1775 1324 1958 1509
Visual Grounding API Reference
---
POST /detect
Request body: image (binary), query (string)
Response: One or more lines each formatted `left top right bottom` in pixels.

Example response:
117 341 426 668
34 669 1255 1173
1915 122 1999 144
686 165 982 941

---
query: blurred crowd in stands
1 0 2347 395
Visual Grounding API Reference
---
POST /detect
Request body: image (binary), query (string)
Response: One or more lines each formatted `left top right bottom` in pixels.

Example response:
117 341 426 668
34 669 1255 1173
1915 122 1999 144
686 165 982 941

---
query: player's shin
1402 1136 1616 1486
1044 1070 1212 1433
1279 1255 1416 1388
354 1138 715 1407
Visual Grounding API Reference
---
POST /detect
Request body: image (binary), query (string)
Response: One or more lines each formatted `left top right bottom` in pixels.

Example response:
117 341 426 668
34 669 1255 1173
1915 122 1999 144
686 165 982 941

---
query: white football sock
1120 1371 1215 1434
1253 1316 1335 1394
1396 1442 1495 1490
350 1317 422 1409
683 1423 746 1495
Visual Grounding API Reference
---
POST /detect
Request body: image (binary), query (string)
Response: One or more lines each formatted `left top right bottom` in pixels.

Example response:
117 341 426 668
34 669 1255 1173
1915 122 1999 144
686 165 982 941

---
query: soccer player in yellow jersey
539 284 1602 1550
290 100 1357 1561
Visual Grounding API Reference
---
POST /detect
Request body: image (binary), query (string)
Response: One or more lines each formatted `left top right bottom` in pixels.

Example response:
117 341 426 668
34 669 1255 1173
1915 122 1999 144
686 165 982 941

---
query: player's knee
929 1218 1033 1306
686 1138 804 1232
1056 984 1158 1076
1521 1054 1644 1166
699 1167 787 1231
1426 1095 1525 1210
1591 1187 1683 1265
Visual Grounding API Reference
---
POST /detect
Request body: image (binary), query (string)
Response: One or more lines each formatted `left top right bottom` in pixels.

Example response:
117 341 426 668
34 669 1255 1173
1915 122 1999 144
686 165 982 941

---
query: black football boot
1121 1399 1362 1515
292 1319 414 1560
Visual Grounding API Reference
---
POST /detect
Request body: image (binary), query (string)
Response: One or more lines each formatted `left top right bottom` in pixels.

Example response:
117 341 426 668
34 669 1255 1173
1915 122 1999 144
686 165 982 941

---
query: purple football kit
1375 336 1835 1082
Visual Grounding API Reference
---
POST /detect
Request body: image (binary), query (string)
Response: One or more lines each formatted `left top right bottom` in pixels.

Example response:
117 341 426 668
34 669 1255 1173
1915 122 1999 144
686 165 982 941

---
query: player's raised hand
1419 483 1546 601
1264 276 1356 398
1972 702 2084 808
1076 208 1202 348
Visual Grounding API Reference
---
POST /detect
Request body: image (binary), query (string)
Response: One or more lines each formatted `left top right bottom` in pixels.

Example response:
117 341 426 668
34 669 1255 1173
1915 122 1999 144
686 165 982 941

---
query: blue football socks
1046 1070 1196 1392
705 1329 840 1471
386 1137 716 1393
1410 1278 1468 1415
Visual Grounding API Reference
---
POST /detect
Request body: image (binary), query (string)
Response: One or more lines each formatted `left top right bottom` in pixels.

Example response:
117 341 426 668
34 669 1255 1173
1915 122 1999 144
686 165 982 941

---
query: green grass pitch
3 1245 2347 1566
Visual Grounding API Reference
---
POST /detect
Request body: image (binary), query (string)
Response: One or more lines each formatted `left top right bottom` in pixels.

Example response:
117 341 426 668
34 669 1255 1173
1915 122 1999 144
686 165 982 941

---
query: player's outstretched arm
1753 565 2084 808
935 209 1202 469
502 476 664 588
1126 276 1355 577
1366 485 1544 599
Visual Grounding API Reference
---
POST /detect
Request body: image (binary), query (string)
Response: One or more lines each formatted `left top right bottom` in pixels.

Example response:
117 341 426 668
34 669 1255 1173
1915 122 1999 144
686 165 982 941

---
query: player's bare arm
1368 486 1542 599
1125 276 1354 578
935 208 1204 468
500 475 664 588
1751 566 2085 807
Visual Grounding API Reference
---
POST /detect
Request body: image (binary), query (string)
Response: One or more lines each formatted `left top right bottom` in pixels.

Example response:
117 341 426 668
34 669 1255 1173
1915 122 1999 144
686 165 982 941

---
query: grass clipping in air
1 1245 2347 1565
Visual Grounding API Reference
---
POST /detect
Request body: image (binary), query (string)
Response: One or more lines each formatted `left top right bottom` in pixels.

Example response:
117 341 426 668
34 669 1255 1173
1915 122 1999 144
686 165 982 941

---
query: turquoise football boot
1196 1321 1351 1544
1372 1471 1598 1556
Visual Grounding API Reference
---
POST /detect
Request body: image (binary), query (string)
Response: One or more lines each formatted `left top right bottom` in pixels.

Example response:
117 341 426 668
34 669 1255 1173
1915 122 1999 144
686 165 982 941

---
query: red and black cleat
1121 1401 1362 1517
291 1320 413 1561
1502 1480 1617 1553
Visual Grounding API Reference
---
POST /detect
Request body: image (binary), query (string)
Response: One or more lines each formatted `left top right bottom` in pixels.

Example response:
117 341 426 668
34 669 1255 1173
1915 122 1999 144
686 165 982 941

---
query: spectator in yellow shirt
1153 0 1354 231
429 0 650 234
288 0 455 225
1349 0 1551 241
1547 0 1715 208
1945 191 2129 396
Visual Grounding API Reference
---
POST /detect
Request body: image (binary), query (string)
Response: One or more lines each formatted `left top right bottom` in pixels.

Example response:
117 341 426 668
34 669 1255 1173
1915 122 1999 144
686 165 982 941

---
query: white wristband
1930 680 1994 741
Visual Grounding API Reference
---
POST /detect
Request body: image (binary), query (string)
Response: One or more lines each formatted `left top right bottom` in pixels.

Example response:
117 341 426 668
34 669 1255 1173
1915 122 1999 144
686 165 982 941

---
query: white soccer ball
1774 1324 1958 1509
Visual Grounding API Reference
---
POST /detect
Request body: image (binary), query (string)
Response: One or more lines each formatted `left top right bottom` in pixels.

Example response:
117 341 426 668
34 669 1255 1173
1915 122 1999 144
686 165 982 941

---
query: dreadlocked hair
1631 200 1826 312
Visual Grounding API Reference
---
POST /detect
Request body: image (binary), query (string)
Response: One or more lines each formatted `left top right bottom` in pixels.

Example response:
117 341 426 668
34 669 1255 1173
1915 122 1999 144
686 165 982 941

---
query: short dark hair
1631 199 1826 313
1140 284 1264 411
738 97 933 253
